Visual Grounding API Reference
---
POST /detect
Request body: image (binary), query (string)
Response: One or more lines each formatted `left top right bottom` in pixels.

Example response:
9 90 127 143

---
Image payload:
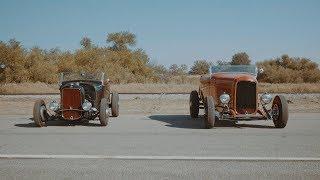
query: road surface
0 94 319 179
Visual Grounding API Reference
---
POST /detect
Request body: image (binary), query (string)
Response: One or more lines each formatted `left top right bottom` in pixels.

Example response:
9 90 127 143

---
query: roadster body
189 65 288 129
33 72 119 127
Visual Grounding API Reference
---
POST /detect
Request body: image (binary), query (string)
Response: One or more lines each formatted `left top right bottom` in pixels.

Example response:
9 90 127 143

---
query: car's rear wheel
272 95 288 128
189 90 200 118
33 99 47 127
204 96 215 129
99 98 109 126
111 92 119 117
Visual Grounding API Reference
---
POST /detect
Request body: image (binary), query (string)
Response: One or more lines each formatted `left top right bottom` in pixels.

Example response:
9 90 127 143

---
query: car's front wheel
99 98 109 126
189 90 200 118
272 95 288 128
204 96 215 129
111 92 119 117
33 99 47 127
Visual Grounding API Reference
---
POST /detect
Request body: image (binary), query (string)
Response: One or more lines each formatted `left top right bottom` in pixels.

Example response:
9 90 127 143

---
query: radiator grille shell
236 81 257 114
61 88 83 120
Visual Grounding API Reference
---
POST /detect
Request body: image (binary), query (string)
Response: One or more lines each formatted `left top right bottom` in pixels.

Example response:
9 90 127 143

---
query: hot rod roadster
33 72 119 127
190 65 288 129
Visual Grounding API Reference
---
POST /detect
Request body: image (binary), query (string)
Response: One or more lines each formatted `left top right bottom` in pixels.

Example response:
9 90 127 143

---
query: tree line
0 32 319 83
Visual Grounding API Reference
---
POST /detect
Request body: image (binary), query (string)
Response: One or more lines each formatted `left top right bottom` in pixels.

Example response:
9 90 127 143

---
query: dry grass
115 83 320 94
1 82 320 94
258 83 320 93
0 82 58 94
112 83 197 94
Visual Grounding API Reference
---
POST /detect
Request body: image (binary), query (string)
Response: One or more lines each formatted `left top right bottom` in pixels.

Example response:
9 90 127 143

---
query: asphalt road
0 95 320 179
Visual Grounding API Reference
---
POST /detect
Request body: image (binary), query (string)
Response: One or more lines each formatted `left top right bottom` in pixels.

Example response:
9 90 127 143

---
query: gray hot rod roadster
33 72 119 127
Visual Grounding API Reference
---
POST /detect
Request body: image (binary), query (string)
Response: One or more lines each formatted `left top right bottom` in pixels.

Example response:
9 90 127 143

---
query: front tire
99 98 109 126
111 92 119 117
204 96 215 129
33 99 47 127
272 95 288 128
189 90 200 118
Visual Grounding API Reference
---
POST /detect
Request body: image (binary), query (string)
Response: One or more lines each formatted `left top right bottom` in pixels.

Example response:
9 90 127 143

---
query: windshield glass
60 72 104 82
211 65 257 76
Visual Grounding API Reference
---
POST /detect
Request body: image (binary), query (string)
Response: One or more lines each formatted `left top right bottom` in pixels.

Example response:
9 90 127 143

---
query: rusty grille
61 88 82 120
236 81 256 114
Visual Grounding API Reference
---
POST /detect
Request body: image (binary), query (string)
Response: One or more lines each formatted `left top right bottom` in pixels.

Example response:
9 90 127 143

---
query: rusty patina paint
199 72 257 115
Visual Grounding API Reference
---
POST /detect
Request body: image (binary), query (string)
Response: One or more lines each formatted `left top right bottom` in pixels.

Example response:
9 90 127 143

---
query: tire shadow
148 115 275 129
149 115 203 129
14 117 103 128
235 123 275 129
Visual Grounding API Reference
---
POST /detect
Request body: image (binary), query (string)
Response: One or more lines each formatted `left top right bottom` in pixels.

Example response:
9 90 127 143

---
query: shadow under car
148 115 275 129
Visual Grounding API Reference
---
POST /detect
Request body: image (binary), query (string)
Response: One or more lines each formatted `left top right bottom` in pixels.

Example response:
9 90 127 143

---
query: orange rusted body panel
199 73 258 115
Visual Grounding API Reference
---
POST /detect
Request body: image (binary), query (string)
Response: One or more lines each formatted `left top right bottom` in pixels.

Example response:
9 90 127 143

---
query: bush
1 38 319 84
231 52 251 65
257 55 320 83
0 33 154 84
190 60 211 75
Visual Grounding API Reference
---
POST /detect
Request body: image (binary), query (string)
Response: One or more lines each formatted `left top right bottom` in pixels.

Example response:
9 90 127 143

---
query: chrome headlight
219 93 230 104
48 100 60 111
82 99 92 111
260 93 272 104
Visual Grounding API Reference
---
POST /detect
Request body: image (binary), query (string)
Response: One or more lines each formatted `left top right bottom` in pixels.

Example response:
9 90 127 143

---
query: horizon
1 0 319 66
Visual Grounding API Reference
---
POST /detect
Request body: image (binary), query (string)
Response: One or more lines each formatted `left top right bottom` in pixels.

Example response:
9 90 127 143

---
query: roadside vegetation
1 32 320 94
1 82 320 94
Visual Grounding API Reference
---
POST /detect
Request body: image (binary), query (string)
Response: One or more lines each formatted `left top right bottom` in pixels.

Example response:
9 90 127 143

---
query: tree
150 64 168 75
231 52 251 65
106 31 136 50
169 64 188 76
0 39 29 83
80 37 92 49
169 64 179 75
190 60 211 75
257 54 320 83
8 39 21 49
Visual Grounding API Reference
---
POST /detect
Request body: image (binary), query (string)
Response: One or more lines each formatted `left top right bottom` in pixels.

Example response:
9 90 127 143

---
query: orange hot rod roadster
33 72 119 127
189 65 288 129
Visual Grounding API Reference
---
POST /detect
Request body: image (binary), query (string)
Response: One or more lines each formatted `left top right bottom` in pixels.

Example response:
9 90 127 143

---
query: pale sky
1 0 319 66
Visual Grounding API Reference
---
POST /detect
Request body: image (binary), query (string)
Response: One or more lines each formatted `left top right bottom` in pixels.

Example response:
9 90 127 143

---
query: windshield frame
210 65 258 76
59 72 105 86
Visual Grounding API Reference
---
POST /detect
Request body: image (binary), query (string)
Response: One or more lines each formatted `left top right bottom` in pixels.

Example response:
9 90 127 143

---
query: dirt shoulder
0 94 319 117
1 82 320 94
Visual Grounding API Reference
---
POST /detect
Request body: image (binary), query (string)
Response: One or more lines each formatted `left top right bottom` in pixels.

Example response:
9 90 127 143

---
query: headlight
82 99 92 111
48 100 59 111
219 93 230 104
260 93 272 104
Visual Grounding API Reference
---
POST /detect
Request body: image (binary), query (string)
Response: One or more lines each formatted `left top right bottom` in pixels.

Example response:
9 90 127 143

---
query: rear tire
33 99 47 127
99 98 109 126
204 96 215 129
272 95 288 128
189 90 200 118
111 92 119 117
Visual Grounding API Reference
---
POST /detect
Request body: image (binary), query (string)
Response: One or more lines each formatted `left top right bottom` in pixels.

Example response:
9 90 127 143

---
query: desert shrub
0 39 30 83
231 52 251 65
1 37 319 84
0 32 156 84
190 60 211 75
168 64 188 76
25 47 58 83
257 55 320 83
147 63 169 83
